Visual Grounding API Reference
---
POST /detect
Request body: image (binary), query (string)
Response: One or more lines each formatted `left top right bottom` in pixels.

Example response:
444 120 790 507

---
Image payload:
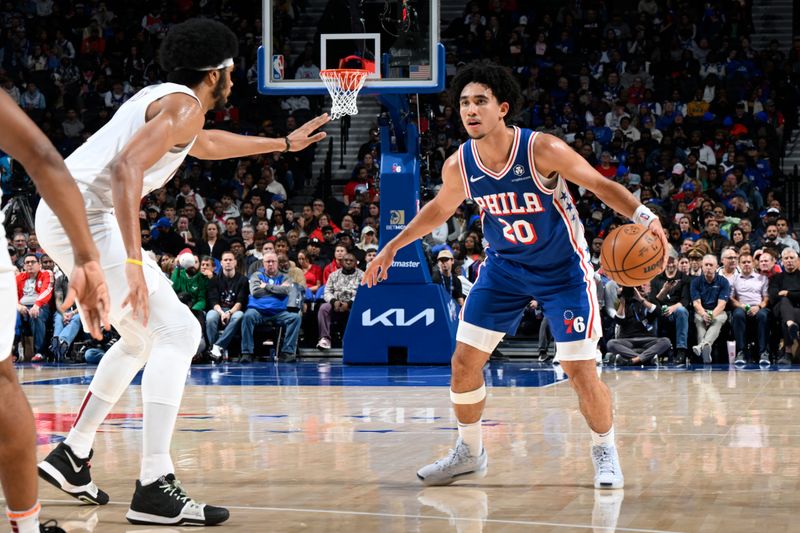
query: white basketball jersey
65 83 200 212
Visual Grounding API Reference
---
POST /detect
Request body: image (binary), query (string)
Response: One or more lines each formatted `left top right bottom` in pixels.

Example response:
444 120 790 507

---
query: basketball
600 225 665 286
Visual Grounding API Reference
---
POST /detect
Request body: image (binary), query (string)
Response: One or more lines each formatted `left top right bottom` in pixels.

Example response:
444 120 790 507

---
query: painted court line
30 498 685 532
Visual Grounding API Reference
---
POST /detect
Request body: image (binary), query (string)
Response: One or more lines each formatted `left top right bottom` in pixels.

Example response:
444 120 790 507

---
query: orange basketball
600 224 665 287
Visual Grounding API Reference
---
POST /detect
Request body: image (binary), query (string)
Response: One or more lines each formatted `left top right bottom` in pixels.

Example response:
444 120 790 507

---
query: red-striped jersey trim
528 131 555 196
470 126 520 179
457 144 471 199
551 195 598 339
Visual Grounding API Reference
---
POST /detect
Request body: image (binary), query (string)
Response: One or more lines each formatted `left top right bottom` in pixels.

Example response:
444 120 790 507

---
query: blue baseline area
21 361 566 388
19 361 800 388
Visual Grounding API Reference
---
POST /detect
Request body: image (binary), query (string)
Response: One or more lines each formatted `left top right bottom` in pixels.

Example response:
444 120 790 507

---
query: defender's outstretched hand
63 260 110 340
362 247 397 288
286 113 330 151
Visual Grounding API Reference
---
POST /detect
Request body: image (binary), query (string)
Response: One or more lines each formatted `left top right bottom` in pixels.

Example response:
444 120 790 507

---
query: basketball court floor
8 361 799 532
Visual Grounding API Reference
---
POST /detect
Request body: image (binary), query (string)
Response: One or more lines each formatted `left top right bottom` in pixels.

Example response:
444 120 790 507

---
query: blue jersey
458 127 592 274
456 127 602 344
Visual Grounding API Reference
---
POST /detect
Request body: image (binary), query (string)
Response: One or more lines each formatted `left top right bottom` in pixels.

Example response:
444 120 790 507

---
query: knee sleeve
450 384 486 404
150 307 201 357
141 308 201 407
88 320 151 403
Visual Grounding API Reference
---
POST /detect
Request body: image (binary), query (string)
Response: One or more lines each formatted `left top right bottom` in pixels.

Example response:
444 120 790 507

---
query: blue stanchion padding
343 113 456 363
343 283 457 364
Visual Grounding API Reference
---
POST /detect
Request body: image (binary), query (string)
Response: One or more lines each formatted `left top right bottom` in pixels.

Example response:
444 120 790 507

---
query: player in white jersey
0 90 109 533
36 19 329 527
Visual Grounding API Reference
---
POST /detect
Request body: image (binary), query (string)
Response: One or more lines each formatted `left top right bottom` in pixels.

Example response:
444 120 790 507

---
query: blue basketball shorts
457 252 602 360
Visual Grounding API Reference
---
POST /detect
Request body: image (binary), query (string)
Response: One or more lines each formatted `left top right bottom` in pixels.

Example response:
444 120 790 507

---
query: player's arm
362 154 466 287
189 114 330 160
535 134 640 219
0 91 109 338
108 93 203 324
534 133 669 269
0 92 97 265
110 94 203 262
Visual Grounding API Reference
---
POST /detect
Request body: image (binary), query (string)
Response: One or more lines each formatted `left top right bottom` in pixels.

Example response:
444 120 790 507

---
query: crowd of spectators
2 1 800 364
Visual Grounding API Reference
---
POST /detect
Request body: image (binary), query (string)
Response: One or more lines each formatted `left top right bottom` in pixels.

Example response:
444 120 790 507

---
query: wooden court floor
6 362 800 532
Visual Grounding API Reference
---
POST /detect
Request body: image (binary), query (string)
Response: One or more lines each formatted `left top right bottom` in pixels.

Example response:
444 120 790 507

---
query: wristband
631 205 656 228
282 136 291 153
125 258 144 266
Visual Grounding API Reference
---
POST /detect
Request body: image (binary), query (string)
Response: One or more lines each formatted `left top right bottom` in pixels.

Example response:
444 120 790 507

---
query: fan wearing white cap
432 249 464 306
35 17 331 527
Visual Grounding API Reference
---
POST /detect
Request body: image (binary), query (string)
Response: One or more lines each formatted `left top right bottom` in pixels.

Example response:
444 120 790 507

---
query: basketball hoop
320 69 369 120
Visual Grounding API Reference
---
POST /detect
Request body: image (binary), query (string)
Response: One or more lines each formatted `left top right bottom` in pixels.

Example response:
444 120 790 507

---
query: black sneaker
778 354 793 366
40 520 66 533
126 474 230 526
734 351 746 367
278 352 297 363
238 353 253 364
38 442 109 505
759 352 771 366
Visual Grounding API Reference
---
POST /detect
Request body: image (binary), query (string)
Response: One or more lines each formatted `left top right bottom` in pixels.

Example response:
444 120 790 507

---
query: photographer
607 284 671 366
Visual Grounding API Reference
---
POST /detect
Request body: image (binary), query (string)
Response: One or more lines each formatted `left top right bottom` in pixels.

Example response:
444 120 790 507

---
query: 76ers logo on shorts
563 310 586 334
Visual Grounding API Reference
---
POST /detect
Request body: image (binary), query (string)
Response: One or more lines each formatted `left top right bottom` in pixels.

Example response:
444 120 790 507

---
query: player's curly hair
449 62 522 123
159 18 239 86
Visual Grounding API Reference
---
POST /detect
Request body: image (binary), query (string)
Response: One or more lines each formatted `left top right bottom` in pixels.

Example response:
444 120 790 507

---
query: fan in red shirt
343 165 377 205
15 253 54 361
593 151 617 178
307 214 341 241
322 244 348 284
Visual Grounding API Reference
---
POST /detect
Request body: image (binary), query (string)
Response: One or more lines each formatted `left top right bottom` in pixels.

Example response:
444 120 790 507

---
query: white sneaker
417 438 488 486
592 444 624 489
317 337 331 350
592 489 625 533
692 344 702 359
210 345 223 362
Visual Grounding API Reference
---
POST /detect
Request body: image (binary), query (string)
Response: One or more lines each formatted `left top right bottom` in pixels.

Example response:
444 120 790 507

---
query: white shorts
0 244 16 361
35 204 165 327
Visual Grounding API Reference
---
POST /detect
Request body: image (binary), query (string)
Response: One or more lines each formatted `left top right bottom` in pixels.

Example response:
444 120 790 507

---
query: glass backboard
259 0 443 95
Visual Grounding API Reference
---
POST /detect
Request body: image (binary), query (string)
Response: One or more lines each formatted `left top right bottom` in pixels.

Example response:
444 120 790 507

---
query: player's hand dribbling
123 262 149 327
63 259 110 340
648 218 670 272
285 114 330 151
362 246 396 288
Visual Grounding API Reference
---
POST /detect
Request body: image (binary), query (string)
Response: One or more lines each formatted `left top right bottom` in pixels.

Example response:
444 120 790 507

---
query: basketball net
320 69 369 120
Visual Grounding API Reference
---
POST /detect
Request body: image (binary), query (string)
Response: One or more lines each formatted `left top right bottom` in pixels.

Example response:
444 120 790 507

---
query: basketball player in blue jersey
35 19 329 526
364 63 668 488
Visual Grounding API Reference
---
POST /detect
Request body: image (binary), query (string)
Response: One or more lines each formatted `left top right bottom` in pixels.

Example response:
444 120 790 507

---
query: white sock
457 420 483 454
140 402 178 485
7 501 40 533
65 392 114 458
591 426 615 447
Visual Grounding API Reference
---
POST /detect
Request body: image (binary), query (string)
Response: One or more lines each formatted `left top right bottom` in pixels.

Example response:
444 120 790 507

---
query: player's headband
182 57 234 71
